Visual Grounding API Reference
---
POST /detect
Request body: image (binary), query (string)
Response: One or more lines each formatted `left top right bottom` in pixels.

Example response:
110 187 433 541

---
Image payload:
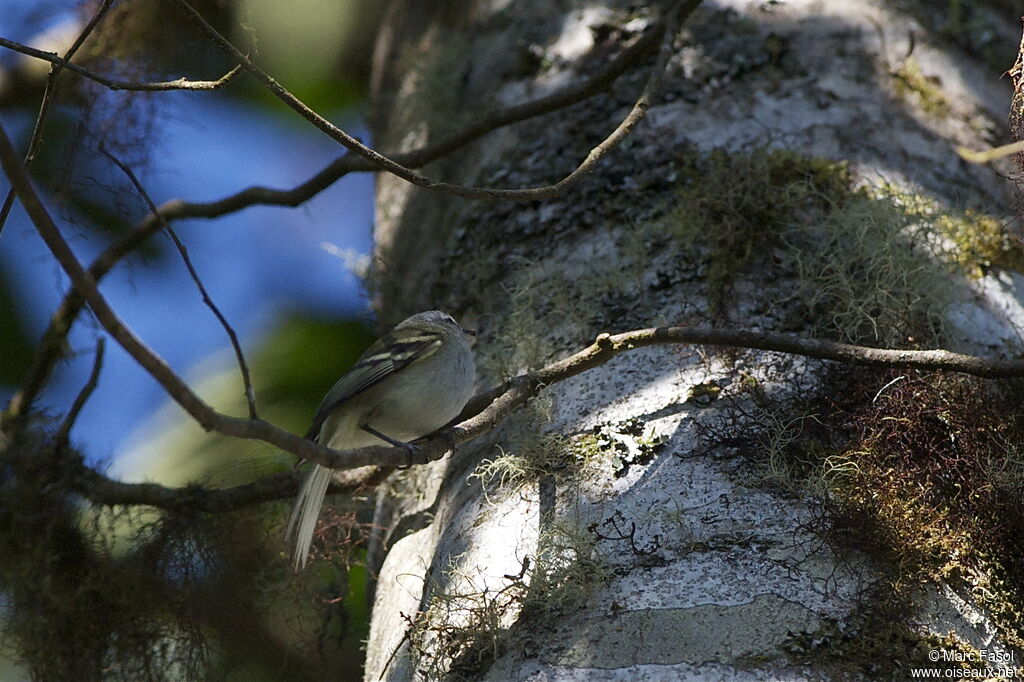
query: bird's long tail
285 463 332 571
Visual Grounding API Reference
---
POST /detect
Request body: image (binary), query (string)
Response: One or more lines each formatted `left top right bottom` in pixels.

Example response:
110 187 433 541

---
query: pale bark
365 1 1024 679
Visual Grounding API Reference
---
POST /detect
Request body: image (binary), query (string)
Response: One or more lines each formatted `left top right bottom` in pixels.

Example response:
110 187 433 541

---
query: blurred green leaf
230 0 383 115
116 312 376 487
258 314 375 411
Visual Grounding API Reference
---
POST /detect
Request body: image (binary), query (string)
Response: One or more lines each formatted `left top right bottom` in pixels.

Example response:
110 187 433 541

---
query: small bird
286 310 476 570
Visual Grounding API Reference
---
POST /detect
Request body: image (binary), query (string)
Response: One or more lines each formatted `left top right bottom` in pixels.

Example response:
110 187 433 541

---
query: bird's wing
303 326 444 440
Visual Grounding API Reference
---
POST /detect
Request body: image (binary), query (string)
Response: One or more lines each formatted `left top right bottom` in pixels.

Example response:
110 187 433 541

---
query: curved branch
61 323 1024 512
103 150 259 419
168 0 696 201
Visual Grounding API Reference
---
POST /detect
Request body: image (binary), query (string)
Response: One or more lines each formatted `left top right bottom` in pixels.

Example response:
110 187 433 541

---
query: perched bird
286 310 476 570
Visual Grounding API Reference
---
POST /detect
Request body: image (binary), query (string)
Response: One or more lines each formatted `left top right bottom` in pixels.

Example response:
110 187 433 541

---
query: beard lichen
403 522 609 681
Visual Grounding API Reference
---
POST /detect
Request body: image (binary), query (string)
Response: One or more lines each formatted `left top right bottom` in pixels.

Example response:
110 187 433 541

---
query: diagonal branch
103 150 259 419
168 0 696 201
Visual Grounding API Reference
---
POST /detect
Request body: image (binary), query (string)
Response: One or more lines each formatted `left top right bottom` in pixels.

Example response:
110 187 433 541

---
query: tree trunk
365 1 1024 679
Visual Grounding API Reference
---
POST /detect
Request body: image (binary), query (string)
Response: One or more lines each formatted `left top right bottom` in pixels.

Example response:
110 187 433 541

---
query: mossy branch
450 327 1024 461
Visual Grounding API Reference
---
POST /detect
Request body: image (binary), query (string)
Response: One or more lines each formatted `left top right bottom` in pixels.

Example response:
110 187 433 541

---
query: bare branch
167 0 697 201
0 7 675 426
0 36 243 92
442 327 1024 473
53 338 105 449
0 0 114 237
60 322 1024 512
103 149 259 419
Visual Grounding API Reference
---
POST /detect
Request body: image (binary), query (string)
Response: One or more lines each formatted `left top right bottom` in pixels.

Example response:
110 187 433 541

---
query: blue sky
0 3 374 463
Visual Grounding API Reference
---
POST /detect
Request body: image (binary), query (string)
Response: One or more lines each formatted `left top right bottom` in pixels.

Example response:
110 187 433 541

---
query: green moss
476 262 564 378
937 209 1024 277
877 184 1024 279
456 140 1018 386
891 58 953 118
472 414 665 499
748 408 828 493
664 148 855 312
471 432 572 496
475 246 648 379
653 147 1022 347
652 148 953 346
688 381 722 404
518 523 612 617
465 147 1018 384
468 395 565 498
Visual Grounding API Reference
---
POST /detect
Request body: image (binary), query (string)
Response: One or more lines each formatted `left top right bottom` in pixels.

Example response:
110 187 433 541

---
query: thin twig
0 11 671 426
6 118 1024 479
0 36 243 91
53 337 105 449
0 0 114 238
957 140 1024 164
167 0 696 200
102 149 259 419
385 15 669 170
